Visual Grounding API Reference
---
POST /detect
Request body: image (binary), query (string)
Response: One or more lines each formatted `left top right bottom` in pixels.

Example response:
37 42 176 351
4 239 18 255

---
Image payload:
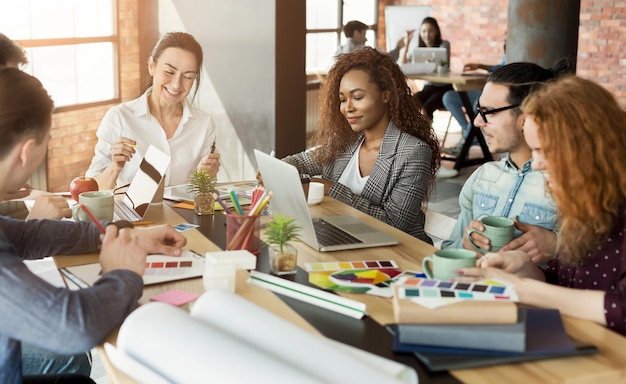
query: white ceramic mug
307 182 324 205
72 191 114 222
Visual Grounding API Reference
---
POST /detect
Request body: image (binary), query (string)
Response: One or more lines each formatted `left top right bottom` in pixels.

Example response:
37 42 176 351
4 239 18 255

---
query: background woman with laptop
277 47 440 244
400 17 453 121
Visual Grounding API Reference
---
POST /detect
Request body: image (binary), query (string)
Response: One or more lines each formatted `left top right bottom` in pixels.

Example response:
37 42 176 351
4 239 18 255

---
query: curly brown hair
311 47 439 193
522 76 626 263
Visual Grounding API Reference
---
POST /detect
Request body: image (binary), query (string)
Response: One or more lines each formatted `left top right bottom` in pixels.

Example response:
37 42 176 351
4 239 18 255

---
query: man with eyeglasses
441 61 573 264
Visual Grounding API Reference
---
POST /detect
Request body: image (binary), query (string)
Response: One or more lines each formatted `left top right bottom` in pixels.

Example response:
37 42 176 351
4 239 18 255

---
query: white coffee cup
307 182 324 205
72 191 114 222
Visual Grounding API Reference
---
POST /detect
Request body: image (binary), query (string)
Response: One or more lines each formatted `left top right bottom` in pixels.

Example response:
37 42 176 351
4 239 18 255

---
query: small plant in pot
187 169 217 215
264 214 301 275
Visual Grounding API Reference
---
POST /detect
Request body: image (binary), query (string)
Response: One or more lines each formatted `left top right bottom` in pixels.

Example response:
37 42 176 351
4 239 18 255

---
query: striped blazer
282 122 433 244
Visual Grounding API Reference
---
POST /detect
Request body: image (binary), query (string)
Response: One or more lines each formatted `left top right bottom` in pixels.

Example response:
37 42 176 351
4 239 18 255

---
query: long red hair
522 76 626 263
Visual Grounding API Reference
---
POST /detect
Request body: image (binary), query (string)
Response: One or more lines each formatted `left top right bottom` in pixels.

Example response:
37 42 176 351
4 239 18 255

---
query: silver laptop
254 149 398 252
114 145 171 222
411 47 447 64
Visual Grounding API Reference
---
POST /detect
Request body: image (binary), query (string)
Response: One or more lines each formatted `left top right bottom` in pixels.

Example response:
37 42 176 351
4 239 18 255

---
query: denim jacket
442 155 558 249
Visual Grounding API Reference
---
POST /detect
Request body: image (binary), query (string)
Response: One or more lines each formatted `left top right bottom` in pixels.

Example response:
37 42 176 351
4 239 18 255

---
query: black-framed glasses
476 100 520 124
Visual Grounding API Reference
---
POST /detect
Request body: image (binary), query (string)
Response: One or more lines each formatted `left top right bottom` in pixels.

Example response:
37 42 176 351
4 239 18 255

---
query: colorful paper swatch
305 260 398 272
394 276 519 307
306 260 404 296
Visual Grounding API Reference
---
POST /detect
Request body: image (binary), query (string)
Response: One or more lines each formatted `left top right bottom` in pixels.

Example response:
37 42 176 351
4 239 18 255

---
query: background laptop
411 47 447 64
254 149 398 252
114 145 171 222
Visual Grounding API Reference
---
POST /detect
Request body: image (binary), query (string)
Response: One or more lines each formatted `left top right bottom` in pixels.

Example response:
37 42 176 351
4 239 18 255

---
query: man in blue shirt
441 61 573 263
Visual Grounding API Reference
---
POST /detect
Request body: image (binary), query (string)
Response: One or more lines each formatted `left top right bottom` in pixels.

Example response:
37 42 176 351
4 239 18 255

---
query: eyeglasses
476 100 520 124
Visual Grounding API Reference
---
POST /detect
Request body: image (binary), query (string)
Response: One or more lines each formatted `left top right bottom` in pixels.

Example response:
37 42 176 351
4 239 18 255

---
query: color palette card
64 250 205 288
305 260 399 272
305 260 404 297
394 277 519 309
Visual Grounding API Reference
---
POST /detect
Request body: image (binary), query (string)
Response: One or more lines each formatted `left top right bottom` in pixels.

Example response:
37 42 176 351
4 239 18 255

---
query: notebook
114 145 171 222
254 149 399 252
387 307 599 372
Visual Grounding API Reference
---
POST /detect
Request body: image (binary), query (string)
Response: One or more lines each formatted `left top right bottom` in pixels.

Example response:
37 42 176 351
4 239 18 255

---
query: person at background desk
0 33 73 220
86 32 220 189
399 17 452 121
0 67 187 382
464 76 626 336
335 20 368 55
442 61 573 262
275 47 440 244
441 37 507 156
334 20 410 63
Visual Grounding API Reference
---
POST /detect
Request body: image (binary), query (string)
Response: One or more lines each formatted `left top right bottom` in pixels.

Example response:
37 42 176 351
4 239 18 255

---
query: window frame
12 1 120 113
305 0 379 74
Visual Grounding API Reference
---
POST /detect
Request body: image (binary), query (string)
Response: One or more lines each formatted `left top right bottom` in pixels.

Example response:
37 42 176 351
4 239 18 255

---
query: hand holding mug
422 249 477 280
465 216 515 255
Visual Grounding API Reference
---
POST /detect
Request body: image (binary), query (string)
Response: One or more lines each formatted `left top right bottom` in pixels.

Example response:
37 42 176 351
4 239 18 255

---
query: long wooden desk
55 199 626 383
408 72 493 170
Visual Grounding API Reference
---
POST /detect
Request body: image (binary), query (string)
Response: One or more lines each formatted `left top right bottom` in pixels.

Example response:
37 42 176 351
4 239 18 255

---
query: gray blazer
283 122 433 244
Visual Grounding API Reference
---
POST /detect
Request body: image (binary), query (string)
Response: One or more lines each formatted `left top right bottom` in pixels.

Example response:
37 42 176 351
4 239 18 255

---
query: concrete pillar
507 0 581 69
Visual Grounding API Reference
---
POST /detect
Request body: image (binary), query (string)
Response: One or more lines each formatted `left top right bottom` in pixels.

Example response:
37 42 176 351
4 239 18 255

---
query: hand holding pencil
197 140 221 175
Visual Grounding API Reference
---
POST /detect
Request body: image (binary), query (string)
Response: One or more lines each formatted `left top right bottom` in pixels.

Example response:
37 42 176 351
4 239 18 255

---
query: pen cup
225 213 261 255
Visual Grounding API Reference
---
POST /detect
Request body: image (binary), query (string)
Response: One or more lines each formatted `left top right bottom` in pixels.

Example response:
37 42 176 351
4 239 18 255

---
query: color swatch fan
305 260 405 296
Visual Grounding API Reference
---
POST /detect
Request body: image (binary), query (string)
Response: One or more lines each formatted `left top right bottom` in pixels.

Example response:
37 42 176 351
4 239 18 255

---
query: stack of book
390 281 598 371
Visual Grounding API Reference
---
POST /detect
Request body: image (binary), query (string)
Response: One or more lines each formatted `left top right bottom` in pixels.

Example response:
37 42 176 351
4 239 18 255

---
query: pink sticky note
150 290 199 306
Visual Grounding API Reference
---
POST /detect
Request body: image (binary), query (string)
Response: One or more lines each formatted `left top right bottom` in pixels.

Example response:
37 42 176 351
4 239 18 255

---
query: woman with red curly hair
280 47 439 243
462 76 626 336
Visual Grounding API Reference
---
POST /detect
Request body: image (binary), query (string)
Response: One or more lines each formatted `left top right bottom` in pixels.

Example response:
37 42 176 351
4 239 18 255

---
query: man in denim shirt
442 61 572 262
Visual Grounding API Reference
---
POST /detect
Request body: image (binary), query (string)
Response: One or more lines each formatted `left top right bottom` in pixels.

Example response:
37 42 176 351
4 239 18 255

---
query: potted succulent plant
264 214 301 275
187 169 217 215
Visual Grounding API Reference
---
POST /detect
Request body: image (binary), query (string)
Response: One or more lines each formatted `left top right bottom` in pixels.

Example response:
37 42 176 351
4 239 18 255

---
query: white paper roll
191 290 408 383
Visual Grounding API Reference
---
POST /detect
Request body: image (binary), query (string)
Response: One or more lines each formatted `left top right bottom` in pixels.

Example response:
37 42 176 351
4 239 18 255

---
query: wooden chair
424 208 457 249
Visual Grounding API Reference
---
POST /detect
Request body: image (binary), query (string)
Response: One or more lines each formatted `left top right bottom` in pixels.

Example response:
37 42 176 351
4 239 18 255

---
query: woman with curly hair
281 47 439 243
461 76 626 336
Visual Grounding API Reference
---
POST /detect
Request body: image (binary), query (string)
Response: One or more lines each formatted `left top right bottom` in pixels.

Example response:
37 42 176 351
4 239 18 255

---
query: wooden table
408 72 493 170
55 199 626 383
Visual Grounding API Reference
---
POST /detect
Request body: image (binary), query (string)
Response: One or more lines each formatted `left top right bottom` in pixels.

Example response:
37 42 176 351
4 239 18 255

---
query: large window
0 0 118 111
306 0 378 73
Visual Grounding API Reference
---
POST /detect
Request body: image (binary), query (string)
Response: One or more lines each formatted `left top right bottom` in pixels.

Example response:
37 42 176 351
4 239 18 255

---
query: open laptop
254 149 398 252
411 47 447 64
114 145 171 222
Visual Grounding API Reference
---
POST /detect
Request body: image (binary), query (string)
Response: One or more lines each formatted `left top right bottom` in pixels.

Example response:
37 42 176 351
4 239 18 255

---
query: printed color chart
395 276 519 302
305 260 398 272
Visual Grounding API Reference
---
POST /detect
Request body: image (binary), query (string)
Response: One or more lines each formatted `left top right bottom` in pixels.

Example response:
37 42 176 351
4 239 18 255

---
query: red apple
69 176 99 201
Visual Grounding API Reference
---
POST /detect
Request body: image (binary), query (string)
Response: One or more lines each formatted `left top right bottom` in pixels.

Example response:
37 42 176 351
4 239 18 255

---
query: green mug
466 216 515 254
72 191 114 222
422 249 477 279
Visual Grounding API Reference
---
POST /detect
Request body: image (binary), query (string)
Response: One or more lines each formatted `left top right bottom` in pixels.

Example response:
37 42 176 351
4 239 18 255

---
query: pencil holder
225 213 261 255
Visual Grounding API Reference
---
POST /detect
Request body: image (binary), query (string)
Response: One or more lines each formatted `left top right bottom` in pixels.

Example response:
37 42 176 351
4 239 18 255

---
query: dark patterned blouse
544 206 626 336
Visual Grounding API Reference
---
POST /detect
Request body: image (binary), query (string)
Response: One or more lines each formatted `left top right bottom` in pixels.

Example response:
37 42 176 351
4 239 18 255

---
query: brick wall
47 0 141 192
379 0 626 107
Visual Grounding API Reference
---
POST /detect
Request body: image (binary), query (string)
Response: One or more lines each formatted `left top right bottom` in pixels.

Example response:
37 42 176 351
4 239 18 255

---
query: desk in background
55 199 626 383
408 72 492 171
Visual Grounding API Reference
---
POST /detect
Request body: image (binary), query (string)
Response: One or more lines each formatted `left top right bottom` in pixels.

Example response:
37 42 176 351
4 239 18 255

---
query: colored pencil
80 204 107 234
